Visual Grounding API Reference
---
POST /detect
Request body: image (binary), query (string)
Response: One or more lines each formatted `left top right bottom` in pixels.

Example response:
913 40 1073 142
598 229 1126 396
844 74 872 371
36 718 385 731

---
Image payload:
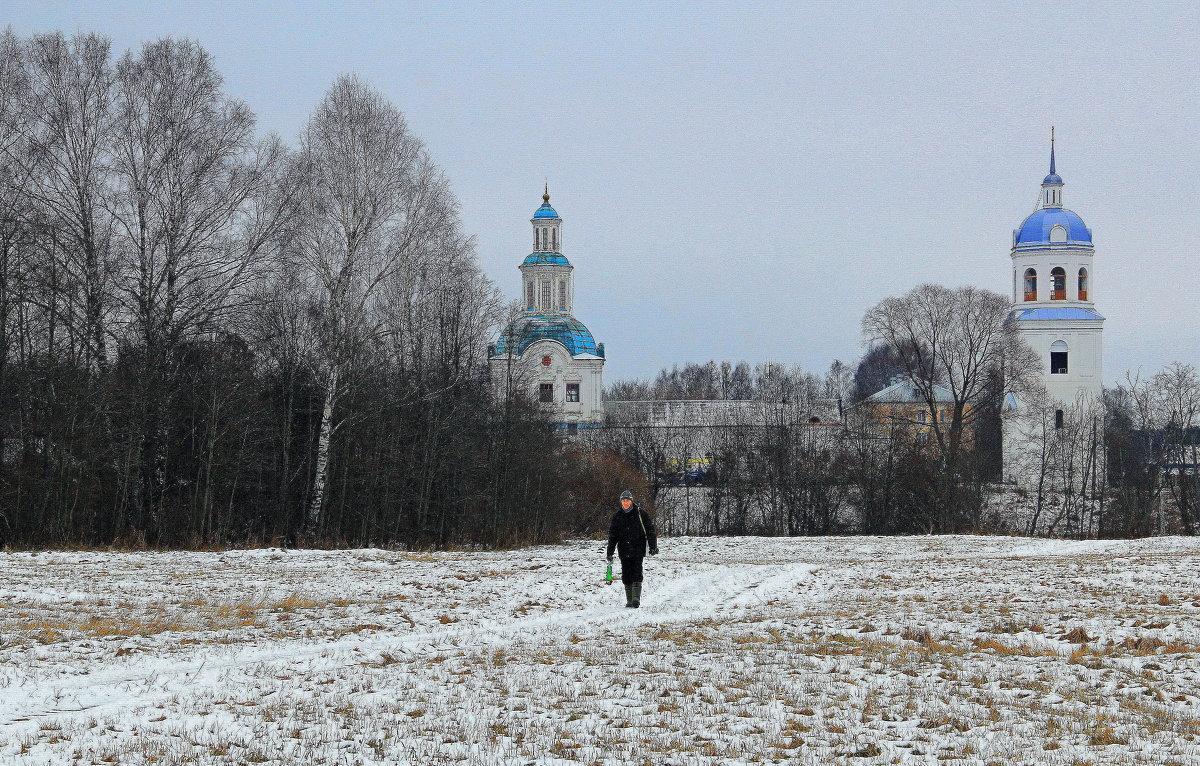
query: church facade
489 188 605 432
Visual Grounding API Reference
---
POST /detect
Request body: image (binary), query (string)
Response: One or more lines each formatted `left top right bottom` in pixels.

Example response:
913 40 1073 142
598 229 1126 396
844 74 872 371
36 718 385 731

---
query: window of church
1050 340 1068 374
1051 268 1066 300
566 383 580 402
1055 409 1064 429
525 280 534 309
539 383 554 403
552 228 557 251
558 281 567 310
1078 268 1088 300
1050 225 1067 243
1024 269 1037 301
541 280 551 309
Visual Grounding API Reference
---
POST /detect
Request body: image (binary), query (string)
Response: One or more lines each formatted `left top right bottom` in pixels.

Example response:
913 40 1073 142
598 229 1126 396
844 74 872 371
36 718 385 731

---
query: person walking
606 490 658 608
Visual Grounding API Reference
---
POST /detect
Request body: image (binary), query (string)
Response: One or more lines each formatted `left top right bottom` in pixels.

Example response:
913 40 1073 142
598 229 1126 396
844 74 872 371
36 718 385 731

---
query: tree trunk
307 365 339 534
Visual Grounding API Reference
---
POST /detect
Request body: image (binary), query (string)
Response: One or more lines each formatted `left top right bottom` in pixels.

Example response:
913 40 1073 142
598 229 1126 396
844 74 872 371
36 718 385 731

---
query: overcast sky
11 1 1199 383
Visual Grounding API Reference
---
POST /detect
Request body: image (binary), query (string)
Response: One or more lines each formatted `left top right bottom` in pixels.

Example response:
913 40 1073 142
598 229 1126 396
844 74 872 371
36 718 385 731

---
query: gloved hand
649 547 659 556
606 555 613 564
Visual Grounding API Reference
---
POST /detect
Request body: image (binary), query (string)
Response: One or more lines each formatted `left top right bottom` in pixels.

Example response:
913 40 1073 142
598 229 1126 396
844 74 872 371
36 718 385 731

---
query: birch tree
289 75 453 533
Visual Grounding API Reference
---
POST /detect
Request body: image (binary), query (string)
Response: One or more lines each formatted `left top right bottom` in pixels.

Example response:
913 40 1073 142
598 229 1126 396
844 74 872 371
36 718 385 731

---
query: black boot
624 583 635 608
631 582 641 608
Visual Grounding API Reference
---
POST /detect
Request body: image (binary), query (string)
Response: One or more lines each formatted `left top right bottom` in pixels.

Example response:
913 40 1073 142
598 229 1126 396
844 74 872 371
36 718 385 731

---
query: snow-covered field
3 536 1200 765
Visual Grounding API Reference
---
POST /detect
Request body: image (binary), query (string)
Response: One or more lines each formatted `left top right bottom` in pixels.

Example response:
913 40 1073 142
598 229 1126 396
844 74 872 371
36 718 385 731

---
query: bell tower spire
521 186 572 313
1051 127 1060 178
531 184 562 253
1041 126 1064 208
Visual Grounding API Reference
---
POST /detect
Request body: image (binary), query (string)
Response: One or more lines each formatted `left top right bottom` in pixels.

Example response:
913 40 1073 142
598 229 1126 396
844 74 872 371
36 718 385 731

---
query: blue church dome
1015 207 1091 246
532 202 560 219
1043 172 1062 184
522 252 571 266
493 314 603 357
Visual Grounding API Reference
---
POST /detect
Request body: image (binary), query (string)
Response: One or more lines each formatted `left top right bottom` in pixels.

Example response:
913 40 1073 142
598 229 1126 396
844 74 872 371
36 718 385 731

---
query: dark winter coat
606 504 657 559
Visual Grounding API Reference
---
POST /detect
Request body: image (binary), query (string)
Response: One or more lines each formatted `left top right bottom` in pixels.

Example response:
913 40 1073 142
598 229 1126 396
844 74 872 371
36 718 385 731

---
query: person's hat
619 490 634 501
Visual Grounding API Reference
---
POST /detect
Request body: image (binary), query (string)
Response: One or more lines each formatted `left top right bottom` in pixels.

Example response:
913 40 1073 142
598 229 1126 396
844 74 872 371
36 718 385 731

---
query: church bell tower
488 186 606 432
1007 129 1104 407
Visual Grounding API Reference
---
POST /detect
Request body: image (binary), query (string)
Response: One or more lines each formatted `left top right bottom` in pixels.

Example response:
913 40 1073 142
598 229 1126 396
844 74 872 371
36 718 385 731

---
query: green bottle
605 562 613 584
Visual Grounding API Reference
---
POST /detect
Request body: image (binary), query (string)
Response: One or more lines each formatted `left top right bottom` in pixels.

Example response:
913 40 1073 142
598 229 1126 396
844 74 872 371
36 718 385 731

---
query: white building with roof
489 188 605 433
1003 133 1105 479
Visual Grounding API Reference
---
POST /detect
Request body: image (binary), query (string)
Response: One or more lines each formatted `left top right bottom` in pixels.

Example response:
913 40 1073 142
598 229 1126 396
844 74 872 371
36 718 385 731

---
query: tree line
3 32 1191 549
0 31 575 549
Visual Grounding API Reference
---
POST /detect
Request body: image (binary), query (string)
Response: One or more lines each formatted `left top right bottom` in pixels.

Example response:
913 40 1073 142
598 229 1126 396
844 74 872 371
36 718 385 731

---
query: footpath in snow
1 535 1199 764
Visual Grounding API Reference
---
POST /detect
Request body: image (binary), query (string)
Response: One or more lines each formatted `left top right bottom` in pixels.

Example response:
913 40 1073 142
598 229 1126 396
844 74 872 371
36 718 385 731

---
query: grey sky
11 1 1199 383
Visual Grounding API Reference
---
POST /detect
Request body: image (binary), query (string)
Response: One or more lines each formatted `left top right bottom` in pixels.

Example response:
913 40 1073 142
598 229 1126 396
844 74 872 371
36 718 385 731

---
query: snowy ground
2 537 1200 765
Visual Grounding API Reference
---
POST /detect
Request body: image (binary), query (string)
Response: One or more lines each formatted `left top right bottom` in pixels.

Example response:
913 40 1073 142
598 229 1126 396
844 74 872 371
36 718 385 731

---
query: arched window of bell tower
1078 267 1088 300
1023 268 1037 301
1049 225 1067 243
1051 267 1066 300
1050 340 1068 375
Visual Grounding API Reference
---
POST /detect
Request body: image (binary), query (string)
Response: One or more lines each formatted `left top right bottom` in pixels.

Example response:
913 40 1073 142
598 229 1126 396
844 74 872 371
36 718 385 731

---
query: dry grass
4 538 1200 764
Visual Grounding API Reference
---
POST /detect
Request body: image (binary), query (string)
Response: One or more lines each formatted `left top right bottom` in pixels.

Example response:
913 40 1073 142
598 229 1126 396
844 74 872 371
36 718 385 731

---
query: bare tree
111 39 288 349
1107 364 1200 536
106 38 289 534
1010 390 1103 537
862 284 1040 530
287 74 454 533
8 32 117 371
1154 363 1200 535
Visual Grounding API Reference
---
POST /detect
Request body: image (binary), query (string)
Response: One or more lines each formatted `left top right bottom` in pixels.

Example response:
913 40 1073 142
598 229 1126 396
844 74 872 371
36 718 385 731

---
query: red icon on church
541 356 552 367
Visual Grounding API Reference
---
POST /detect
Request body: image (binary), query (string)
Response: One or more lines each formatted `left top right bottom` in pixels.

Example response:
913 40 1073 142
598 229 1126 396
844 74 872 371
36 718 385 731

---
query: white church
1002 133 1105 478
489 188 606 434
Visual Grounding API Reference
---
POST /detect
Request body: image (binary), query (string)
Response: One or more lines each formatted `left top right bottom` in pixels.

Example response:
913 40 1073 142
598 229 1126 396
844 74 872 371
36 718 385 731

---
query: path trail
0 551 818 739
